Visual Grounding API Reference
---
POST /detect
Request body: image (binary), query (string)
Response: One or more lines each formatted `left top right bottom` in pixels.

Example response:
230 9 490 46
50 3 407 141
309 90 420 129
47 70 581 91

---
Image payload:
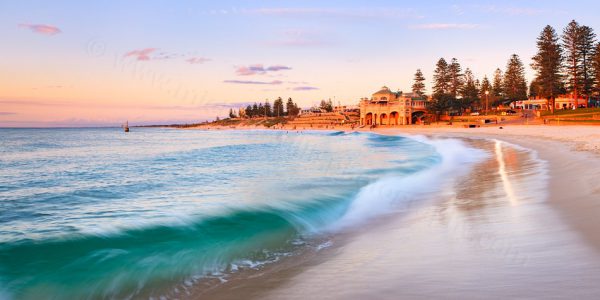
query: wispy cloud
0 98 252 112
235 64 292 76
267 65 292 71
236 65 264 76
0 99 72 106
19 23 61 35
245 7 423 19
153 51 184 60
410 23 479 30
475 5 544 16
124 48 158 61
186 57 211 64
292 86 319 91
124 49 207 63
0 112 17 116
224 80 283 85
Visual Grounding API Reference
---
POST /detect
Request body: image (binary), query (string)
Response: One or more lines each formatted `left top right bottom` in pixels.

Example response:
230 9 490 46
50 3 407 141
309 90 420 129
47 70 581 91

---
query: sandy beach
189 125 600 299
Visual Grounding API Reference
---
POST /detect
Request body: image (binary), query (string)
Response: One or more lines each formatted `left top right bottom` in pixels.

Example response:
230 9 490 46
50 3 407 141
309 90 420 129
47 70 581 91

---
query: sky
2 0 600 127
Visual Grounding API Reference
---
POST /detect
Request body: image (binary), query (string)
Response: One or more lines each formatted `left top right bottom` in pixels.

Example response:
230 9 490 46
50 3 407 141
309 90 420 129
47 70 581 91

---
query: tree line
421 54 528 119
530 20 599 112
228 98 336 119
229 97 300 118
417 19 600 117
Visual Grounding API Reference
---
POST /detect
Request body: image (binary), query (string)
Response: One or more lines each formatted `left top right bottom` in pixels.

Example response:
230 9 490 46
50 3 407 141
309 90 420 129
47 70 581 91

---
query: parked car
506 110 517 115
470 112 480 116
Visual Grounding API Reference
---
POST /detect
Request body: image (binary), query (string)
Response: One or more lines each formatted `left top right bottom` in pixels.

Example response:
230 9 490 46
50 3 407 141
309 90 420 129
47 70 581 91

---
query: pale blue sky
1 1 598 126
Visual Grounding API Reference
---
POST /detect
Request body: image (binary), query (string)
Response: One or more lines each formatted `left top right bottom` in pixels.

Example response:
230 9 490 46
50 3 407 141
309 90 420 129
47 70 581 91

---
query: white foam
332 135 489 230
316 240 333 251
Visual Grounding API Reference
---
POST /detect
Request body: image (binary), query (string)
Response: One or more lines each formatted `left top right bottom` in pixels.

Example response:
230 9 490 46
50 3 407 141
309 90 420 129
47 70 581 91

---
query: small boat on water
123 121 129 132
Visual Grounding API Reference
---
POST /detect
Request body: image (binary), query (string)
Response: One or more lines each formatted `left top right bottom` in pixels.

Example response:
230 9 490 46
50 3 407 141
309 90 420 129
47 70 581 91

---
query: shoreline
377 127 600 252
182 124 600 155
186 125 600 299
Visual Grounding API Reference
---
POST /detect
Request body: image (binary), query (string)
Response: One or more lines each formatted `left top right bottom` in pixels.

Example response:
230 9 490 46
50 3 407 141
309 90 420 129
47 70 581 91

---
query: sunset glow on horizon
2 0 599 127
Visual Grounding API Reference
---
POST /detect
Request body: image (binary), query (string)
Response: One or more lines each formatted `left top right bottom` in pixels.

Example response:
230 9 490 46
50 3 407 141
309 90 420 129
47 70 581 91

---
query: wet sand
189 127 600 299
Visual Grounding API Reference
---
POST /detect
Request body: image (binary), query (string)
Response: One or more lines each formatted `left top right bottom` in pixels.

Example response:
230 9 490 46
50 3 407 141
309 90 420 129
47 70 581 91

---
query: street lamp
485 90 490 115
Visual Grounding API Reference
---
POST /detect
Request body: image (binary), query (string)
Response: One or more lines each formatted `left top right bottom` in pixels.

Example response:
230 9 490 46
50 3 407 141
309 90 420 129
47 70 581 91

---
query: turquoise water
0 128 466 299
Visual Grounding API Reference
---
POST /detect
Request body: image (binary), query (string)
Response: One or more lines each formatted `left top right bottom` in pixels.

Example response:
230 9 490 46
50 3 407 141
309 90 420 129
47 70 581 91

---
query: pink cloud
235 64 292 76
124 48 158 61
19 23 61 35
236 64 266 76
186 57 211 64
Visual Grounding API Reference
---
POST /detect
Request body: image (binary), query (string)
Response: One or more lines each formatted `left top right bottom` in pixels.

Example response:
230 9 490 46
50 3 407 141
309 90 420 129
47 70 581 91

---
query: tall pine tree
257 103 264 117
579 25 597 98
563 20 583 103
264 100 272 117
286 97 300 116
460 68 479 112
273 97 284 117
412 69 426 98
245 104 253 118
432 58 450 97
479 76 492 111
430 58 452 118
492 68 503 98
480 76 491 98
503 54 528 102
532 25 563 113
448 58 464 98
592 42 600 96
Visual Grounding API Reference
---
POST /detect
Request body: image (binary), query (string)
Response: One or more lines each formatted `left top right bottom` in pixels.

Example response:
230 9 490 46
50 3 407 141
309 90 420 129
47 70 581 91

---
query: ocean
0 128 486 299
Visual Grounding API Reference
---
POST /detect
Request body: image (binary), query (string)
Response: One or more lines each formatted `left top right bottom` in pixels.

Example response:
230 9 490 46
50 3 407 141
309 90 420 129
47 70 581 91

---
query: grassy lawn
541 107 600 116
566 114 600 118
263 117 288 127
551 119 600 124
